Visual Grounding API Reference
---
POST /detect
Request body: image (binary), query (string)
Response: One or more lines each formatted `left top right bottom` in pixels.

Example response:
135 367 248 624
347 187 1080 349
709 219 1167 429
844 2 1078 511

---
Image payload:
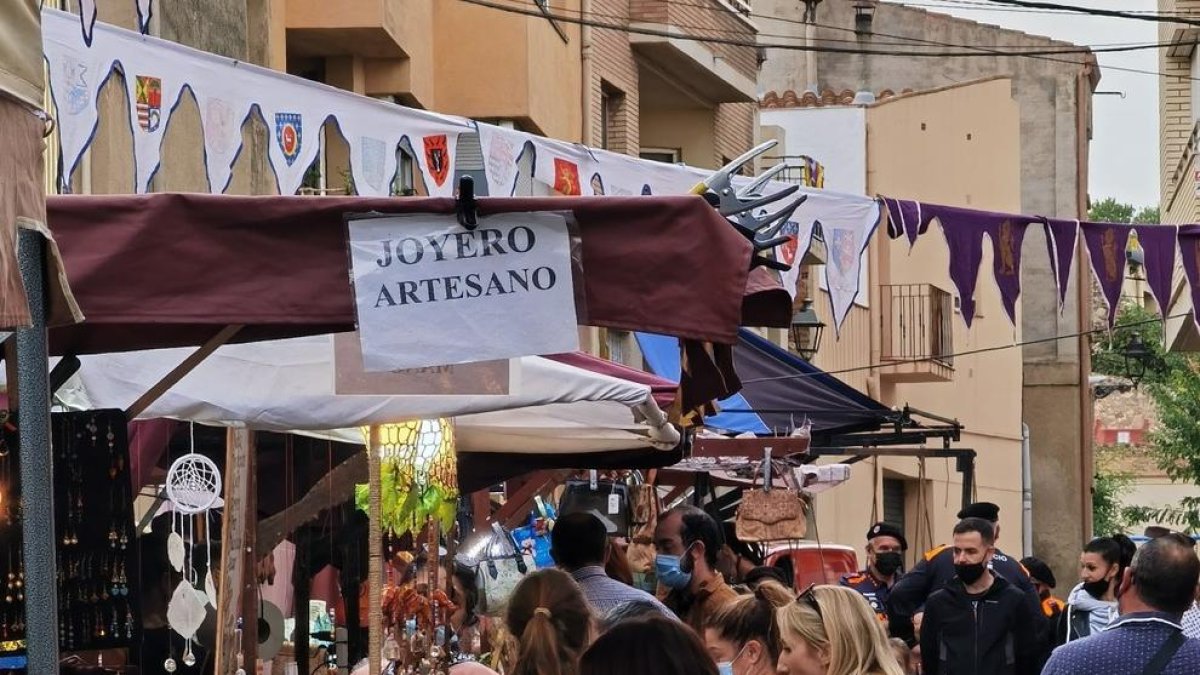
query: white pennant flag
136 0 153 33
44 12 107 188
79 0 98 46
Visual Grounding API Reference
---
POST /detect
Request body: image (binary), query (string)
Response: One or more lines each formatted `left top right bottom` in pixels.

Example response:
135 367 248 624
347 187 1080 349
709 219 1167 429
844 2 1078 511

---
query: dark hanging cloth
674 339 743 428
1178 226 1200 333
882 197 930 248
1135 224 1178 320
1041 218 1079 315
923 204 1031 329
1080 221 1134 328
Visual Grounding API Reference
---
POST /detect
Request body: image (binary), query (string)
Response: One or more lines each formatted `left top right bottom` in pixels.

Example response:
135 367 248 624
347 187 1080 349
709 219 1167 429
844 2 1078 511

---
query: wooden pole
215 427 254 675
367 426 383 675
124 324 243 419
242 432 259 671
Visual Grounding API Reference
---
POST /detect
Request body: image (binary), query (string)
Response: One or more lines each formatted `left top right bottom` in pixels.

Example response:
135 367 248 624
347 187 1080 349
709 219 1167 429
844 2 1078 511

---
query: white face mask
717 643 749 675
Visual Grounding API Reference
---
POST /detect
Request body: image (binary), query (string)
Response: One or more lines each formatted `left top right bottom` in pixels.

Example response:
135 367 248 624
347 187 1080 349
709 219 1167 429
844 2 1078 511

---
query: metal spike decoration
692 140 811 272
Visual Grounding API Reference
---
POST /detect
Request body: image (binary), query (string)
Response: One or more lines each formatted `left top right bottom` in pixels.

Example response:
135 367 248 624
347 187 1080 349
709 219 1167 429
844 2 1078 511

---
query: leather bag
475 523 535 616
735 462 808 542
558 477 631 537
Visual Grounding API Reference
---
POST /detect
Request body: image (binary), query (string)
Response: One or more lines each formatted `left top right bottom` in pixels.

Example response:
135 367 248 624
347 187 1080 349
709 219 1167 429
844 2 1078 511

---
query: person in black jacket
920 518 1039 675
887 502 1045 646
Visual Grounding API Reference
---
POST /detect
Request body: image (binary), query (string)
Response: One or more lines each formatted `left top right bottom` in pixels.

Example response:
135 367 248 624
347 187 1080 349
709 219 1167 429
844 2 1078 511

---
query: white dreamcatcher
163 424 223 672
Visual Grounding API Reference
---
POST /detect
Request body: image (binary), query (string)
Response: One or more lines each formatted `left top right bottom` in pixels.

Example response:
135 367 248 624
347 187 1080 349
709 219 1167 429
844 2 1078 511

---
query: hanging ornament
165 453 222 515
355 419 460 538
166 581 206 640
167 531 185 573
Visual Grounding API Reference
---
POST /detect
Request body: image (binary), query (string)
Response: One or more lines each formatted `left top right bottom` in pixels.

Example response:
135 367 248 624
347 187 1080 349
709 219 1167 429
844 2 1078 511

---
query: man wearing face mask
653 505 738 634
888 502 1045 647
920 518 1040 675
841 521 908 622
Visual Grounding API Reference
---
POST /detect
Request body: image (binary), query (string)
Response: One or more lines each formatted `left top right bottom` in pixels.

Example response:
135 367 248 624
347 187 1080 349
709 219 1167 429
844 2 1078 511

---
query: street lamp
852 0 878 105
790 298 825 361
1123 334 1151 388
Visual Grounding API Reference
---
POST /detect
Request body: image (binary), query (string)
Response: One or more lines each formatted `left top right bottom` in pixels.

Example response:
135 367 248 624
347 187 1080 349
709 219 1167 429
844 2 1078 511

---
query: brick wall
1159 0 1200 221
715 102 756 168
591 0 640 152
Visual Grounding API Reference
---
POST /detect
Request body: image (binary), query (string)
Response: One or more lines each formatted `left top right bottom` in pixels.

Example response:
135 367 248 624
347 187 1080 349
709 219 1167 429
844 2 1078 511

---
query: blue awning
635 329 889 436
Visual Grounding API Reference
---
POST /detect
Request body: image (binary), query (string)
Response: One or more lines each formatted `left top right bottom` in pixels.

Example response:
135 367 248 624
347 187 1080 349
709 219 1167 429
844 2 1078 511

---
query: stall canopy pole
216 427 254 675
12 229 58 675
367 426 382 675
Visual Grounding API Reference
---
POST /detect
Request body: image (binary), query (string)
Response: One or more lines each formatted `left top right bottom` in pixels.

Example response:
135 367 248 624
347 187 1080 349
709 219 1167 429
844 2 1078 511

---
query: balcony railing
880 284 954 369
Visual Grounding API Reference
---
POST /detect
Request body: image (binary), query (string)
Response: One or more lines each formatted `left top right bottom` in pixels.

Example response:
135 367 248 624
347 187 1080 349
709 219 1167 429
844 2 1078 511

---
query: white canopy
41 333 680 454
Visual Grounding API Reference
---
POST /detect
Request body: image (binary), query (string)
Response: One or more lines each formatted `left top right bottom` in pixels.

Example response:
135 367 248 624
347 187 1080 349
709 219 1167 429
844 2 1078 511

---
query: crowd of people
440 501 1200 675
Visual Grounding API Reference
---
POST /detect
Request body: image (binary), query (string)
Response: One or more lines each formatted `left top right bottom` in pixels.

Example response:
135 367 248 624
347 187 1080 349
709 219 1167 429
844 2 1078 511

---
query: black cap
867 522 908 550
956 502 1000 522
1020 556 1056 589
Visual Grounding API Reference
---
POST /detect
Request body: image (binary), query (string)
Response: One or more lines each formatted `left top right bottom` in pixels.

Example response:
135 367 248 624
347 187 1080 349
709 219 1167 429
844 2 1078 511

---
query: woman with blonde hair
505 568 594 675
775 585 904 675
704 580 794 675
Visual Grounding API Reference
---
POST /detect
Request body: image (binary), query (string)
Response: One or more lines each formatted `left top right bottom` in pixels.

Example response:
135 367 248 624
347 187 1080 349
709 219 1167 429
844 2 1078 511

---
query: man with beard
920 518 1040 675
841 521 907 622
887 502 1045 646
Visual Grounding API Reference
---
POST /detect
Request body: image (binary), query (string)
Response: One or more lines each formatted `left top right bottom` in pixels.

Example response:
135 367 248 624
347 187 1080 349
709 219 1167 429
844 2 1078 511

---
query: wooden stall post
367 426 382 675
215 427 255 675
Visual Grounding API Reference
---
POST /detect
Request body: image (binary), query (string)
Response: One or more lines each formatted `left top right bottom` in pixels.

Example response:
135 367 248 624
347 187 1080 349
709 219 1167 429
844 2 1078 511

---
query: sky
887 0 1161 209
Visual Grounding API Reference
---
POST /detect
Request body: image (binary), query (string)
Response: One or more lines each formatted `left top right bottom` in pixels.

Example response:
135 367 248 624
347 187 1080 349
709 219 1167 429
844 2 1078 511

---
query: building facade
757 0 1097 587
758 78 1028 562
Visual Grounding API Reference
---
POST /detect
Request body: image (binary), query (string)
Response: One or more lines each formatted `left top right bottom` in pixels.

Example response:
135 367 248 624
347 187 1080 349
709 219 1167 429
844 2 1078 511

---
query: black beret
1020 556 1056 589
867 521 908 550
957 502 1000 522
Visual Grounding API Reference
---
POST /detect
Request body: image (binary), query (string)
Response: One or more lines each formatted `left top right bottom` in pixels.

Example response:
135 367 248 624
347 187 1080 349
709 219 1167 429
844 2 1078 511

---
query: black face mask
1082 578 1113 600
955 562 986 585
874 552 903 577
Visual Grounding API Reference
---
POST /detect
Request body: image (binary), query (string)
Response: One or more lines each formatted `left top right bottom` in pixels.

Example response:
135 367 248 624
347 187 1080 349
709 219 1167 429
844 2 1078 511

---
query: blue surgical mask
717 644 748 675
655 553 692 590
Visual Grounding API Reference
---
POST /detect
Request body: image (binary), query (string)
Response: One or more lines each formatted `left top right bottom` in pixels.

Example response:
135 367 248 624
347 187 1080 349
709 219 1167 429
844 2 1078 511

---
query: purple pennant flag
1134 224 1178 320
1042 218 1079 315
1179 226 1200 333
1081 222 1134 328
882 197 930 248
925 204 1029 328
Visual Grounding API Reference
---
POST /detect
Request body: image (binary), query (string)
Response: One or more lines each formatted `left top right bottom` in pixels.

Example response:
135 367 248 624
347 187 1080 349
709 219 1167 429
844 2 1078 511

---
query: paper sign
332 332 516 396
347 212 579 371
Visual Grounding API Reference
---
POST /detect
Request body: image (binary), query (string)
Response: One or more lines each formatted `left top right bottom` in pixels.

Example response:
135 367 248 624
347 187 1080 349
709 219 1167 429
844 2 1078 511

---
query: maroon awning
544 351 677 409
45 193 792 356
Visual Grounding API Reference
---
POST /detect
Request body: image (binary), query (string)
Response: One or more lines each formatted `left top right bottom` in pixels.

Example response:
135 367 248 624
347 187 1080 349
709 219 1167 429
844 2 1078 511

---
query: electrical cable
982 0 1200 26
465 0 1200 81
741 311 1188 384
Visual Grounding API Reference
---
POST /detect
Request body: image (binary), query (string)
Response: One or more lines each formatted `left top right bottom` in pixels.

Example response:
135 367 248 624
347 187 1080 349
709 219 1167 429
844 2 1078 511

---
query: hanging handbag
510 496 556 570
475 522 535 617
558 472 631 537
629 471 657 527
735 460 808 542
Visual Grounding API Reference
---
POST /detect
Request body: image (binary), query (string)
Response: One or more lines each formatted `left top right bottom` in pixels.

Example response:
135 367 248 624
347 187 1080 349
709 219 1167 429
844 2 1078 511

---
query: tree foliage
1087 197 1160 225
1092 466 1133 537
1091 303 1183 385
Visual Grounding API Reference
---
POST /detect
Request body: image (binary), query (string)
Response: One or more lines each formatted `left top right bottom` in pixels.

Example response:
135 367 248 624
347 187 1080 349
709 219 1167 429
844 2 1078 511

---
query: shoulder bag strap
1142 629 1186 675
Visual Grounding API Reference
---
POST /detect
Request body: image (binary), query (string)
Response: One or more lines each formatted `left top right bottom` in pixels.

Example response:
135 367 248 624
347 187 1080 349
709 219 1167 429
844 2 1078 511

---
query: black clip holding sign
455 175 479 230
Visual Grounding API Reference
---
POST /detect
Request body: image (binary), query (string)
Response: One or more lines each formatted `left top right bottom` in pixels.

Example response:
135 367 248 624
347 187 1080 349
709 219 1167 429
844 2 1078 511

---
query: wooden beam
661 483 690 508
491 471 571 530
215 427 254 675
471 489 492 531
124 324 243 419
255 451 367 558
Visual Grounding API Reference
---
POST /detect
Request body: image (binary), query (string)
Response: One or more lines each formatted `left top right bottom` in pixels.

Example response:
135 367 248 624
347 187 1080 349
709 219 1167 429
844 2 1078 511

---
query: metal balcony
879 284 954 383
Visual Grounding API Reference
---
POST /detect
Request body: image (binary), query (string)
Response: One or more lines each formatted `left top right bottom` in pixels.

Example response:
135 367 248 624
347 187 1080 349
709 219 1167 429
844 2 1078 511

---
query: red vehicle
764 543 859 590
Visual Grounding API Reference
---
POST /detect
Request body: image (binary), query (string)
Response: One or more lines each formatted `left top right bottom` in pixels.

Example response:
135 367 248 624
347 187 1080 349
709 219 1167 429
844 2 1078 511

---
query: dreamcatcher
163 424 223 672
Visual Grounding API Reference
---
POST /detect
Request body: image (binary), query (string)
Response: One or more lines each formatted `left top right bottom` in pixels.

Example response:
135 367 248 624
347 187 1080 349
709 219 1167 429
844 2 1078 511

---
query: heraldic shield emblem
275 113 302 166
135 75 162 133
423 134 450 187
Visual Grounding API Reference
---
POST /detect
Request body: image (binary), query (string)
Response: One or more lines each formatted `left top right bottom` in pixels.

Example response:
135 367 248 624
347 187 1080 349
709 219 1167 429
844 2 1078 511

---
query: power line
741 312 1186 384
900 0 1193 16
540 0 1177 53
467 0 1102 57
468 0 1200 82
982 0 1200 26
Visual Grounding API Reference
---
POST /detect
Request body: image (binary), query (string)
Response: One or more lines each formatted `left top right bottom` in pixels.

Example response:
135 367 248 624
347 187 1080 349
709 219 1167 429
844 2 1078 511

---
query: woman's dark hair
506 569 592 675
600 600 664 632
1085 534 1137 579
705 580 793 664
580 616 718 675
449 561 480 624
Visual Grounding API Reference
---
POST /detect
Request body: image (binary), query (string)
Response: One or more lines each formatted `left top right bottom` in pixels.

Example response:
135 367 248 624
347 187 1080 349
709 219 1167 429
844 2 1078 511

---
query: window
640 148 681 164
1117 430 1132 445
882 478 906 534
605 329 631 365
600 83 626 152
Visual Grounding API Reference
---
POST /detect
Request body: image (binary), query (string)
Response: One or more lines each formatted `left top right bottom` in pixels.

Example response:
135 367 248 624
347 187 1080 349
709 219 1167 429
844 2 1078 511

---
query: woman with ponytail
505 568 594 675
1063 533 1137 642
704 580 794 675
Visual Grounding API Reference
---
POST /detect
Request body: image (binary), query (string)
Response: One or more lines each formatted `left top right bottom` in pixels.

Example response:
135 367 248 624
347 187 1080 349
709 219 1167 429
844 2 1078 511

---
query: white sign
347 212 579 371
